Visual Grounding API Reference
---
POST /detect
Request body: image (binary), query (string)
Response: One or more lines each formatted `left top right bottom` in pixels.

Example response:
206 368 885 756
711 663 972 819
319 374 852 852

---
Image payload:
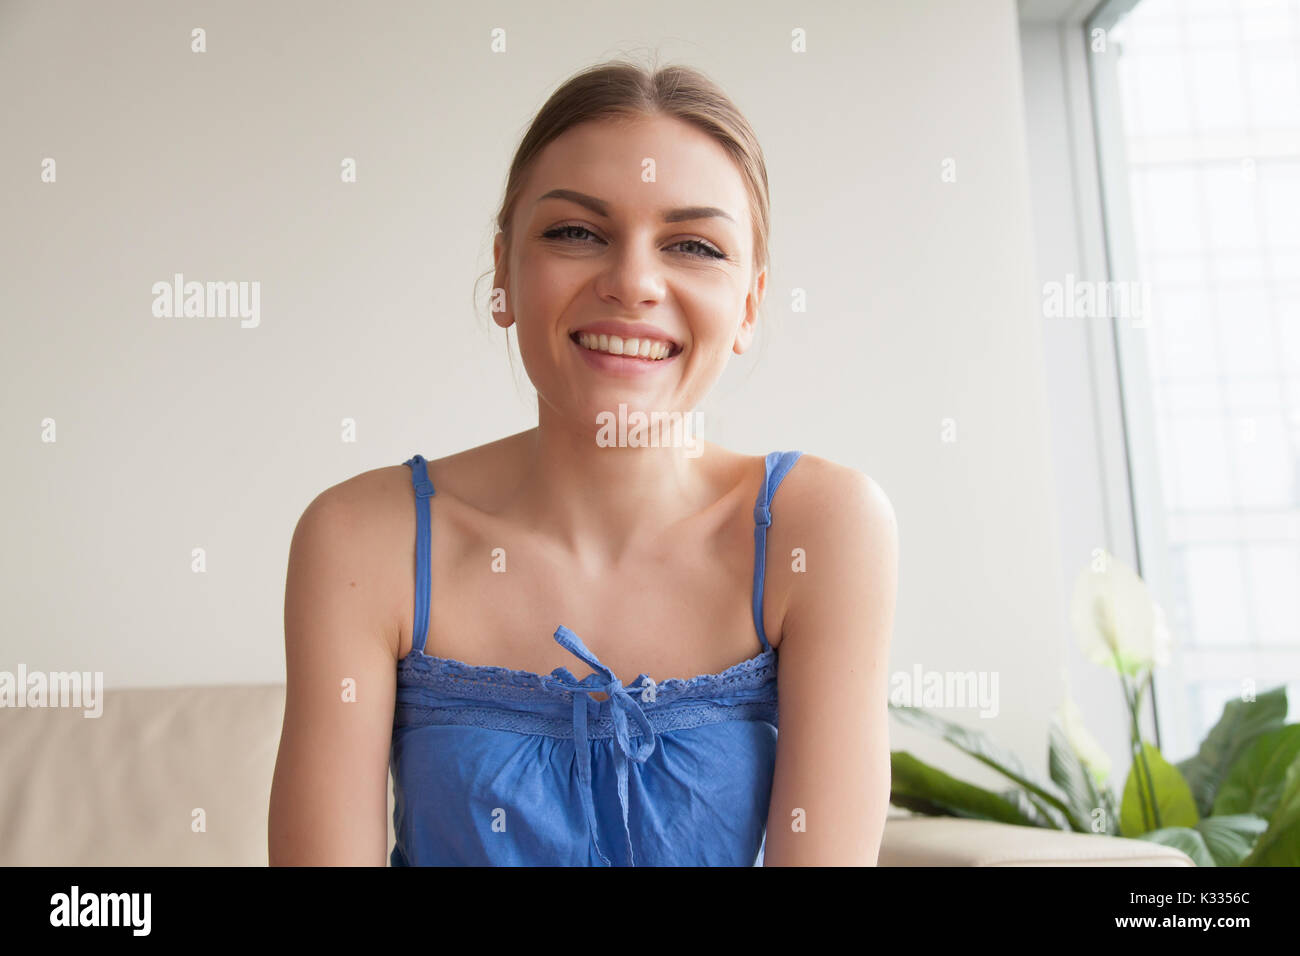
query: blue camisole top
389 449 804 866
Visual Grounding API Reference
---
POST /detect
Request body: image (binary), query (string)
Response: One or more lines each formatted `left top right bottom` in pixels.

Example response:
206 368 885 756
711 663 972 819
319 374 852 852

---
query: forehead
523 114 751 222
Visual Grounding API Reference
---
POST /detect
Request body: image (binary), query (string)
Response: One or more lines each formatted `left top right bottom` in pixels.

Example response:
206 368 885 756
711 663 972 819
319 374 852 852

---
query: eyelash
540 224 728 261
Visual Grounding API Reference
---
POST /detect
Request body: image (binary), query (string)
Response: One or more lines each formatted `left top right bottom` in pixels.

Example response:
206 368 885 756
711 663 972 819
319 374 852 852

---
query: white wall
1 0 1067 780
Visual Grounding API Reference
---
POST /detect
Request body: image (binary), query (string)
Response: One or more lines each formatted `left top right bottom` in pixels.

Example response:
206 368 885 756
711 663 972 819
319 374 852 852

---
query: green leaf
1213 724 1300 819
1241 759 1300 866
889 705 1085 830
1121 742 1199 836
888 793 956 818
1137 826 1214 867
1195 814 1269 866
996 786 1068 828
1049 718 1115 834
1176 685 1288 817
889 751 1047 826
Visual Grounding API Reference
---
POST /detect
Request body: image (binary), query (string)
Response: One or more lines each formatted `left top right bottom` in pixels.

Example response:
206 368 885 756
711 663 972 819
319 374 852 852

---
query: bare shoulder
285 436 525 652
289 432 532 582
292 461 415 551
287 461 421 659
771 452 899 633
777 452 897 539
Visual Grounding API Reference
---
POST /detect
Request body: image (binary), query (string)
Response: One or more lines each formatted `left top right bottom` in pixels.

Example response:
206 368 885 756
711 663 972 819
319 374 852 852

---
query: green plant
888 549 1299 866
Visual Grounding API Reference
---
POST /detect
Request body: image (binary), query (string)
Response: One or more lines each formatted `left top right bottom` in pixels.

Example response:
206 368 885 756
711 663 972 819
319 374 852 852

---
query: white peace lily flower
1058 691 1111 786
1070 549 1172 676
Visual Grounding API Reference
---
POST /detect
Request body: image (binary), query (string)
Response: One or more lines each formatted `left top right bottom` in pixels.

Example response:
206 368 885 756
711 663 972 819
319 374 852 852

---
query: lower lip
571 336 680 376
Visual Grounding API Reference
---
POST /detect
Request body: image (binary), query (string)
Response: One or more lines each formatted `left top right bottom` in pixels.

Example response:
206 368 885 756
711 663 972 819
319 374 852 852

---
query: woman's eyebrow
535 188 736 224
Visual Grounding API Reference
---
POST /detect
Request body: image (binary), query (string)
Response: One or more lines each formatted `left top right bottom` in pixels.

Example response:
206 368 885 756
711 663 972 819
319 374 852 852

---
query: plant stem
1134 675 1162 829
1121 672 1161 832
1110 648 1163 833
1120 674 1153 833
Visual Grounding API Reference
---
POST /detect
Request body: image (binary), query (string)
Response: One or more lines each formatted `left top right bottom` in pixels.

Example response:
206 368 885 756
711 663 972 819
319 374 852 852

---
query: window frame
1020 0 1199 761
1029 0 1300 761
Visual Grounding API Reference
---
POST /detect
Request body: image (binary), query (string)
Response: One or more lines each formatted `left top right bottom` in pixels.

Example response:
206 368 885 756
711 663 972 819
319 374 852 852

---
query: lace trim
396 647 777 707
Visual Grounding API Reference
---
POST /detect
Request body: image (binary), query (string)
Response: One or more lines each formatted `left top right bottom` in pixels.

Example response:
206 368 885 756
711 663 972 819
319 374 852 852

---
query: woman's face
494 113 764 426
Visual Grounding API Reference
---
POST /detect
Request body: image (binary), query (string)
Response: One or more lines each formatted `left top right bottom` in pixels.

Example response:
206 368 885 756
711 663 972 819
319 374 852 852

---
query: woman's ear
491 232 514 330
733 267 766 354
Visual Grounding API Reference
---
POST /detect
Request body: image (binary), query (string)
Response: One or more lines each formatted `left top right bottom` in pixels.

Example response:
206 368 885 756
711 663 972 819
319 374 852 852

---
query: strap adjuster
405 455 435 498
753 503 771 528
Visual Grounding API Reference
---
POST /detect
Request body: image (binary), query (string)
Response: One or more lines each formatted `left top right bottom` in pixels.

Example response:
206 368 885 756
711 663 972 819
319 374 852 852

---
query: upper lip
570 320 682 354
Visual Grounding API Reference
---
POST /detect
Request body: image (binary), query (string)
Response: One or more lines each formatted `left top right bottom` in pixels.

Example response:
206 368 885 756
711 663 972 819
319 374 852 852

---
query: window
1087 0 1300 759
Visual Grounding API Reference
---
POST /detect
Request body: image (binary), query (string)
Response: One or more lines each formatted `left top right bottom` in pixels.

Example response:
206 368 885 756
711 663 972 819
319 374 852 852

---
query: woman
268 58 898 866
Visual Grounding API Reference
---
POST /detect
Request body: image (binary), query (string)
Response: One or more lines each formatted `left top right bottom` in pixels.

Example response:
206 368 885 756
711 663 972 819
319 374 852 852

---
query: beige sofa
0 683 1193 866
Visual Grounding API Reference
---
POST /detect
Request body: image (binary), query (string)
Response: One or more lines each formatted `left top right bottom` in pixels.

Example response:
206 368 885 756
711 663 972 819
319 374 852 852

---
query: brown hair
478 54 773 368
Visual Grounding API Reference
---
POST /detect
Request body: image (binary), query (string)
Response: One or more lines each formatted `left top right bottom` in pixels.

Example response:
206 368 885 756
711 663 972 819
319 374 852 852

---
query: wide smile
569 331 683 376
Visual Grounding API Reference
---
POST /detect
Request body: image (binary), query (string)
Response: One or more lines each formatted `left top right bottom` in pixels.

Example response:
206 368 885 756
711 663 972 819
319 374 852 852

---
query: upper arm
761 461 899 866
268 479 399 865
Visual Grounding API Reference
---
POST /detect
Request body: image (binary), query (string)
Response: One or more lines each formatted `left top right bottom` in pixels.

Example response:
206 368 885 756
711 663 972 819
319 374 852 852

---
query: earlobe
733 316 755 354
489 273 513 330
491 233 514 329
491 283 513 329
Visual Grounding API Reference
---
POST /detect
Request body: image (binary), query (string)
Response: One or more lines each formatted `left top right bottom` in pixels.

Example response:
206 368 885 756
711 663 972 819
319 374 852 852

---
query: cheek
682 284 745 349
512 252 581 320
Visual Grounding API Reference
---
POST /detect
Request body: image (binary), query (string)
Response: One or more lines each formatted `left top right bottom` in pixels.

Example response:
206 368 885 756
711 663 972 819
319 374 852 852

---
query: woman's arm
269 481 398 865
761 462 899 866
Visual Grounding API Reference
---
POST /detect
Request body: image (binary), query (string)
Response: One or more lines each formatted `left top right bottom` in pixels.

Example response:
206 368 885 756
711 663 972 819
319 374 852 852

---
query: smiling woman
269 56 897 868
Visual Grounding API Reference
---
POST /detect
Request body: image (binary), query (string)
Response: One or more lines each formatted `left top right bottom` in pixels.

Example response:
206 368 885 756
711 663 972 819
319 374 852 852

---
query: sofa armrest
879 815 1196 866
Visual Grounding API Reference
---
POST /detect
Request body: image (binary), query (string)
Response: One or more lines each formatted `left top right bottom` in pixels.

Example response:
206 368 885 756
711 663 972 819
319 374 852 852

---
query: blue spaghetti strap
404 454 436 655
751 450 804 653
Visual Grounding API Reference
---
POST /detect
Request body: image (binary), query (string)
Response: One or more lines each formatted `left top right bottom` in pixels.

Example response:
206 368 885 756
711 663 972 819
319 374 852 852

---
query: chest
397 496 784 694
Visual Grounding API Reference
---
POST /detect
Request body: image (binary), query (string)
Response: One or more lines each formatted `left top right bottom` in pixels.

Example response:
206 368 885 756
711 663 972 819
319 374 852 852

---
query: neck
511 405 724 569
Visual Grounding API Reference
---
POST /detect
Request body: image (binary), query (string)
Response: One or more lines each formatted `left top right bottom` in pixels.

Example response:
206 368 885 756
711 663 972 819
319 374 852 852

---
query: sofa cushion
0 683 393 865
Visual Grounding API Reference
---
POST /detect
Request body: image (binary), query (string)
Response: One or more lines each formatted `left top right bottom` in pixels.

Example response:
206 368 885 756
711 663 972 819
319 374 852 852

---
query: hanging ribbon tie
543 625 656 866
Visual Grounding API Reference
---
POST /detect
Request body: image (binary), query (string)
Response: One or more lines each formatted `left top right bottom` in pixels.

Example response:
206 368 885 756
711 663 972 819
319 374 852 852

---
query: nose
594 233 666 310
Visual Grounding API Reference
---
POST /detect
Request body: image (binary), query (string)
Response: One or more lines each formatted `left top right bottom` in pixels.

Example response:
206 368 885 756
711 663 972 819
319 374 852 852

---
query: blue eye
541 225 727 260
543 224 600 244
673 238 728 260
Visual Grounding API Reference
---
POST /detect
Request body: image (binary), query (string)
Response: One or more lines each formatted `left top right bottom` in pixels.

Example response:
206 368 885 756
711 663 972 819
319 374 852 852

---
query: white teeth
576 332 674 360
